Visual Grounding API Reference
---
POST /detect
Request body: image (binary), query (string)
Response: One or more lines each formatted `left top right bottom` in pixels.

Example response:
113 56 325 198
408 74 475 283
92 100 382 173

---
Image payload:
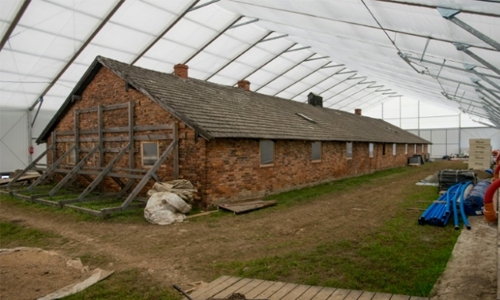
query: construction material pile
144 180 197 225
419 182 472 229
438 169 476 192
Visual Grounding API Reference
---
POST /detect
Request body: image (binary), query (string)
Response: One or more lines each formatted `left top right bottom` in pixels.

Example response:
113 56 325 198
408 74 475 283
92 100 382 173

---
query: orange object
494 164 500 181
483 179 500 223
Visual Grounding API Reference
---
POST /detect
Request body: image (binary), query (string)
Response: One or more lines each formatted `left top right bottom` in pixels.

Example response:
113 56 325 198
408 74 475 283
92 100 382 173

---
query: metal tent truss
2 102 180 217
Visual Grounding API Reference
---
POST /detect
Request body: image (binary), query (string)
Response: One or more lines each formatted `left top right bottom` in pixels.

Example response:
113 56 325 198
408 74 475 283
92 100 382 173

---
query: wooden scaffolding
2 101 180 217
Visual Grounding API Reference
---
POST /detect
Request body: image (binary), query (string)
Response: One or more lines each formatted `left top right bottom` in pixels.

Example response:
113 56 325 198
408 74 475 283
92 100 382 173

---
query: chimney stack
237 80 250 91
307 92 323 107
173 64 188 79
355 108 362 115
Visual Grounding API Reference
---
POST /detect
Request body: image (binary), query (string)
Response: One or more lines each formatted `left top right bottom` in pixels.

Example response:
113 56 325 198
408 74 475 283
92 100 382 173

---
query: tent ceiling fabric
0 0 499 128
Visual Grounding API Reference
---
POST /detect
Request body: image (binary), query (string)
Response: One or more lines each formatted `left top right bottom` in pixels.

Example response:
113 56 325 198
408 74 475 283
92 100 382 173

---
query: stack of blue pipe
418 181 472 230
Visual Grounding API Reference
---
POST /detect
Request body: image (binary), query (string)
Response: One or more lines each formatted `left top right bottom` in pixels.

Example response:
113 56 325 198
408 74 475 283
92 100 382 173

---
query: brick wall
204 139 423 204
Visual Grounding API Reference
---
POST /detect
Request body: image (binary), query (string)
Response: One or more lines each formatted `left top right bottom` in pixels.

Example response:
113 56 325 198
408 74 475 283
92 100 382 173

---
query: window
311 141 321 161
142 142 158 167
414 144 417 153
260 140 274 165
405 144 408 154
369 143 374 158
346 142 352 159
67 143 76 164
392 143 396 156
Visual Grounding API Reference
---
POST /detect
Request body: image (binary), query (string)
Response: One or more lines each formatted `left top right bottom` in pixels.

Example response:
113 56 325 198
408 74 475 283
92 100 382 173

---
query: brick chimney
307 92 323 107
237 80 250 91
355 108 362 115
173 64 188 79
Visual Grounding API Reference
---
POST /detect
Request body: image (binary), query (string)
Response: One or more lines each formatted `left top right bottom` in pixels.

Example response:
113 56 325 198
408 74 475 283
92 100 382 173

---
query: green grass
63 269 182 300
264 167 409 208
0 220 67 249
213 169 461 297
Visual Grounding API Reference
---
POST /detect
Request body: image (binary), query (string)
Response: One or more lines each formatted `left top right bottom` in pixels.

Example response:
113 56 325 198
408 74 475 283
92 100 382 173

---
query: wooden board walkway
186 276 429 300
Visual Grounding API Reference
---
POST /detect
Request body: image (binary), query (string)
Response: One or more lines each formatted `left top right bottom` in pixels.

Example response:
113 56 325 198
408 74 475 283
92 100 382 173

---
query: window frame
141 141 159 167
259 140 275 166
311 141 321 161
405 144 408 154
392 143 397 156
369 143 374 158
346 142 353 159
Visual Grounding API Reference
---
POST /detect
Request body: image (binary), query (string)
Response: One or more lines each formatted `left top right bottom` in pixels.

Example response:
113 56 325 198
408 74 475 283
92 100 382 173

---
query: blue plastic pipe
459 182 472 230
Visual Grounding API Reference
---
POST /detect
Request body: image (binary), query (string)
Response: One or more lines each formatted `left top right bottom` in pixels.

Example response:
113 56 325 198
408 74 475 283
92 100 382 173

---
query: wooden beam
4 144 53 189
173 122 179 179
27 144 75 191
76 143 132 201
105 139 178 213
48 146 99 197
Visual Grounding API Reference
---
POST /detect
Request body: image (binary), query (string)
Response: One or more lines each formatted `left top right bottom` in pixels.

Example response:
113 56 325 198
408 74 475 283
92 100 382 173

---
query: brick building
37 56 430 207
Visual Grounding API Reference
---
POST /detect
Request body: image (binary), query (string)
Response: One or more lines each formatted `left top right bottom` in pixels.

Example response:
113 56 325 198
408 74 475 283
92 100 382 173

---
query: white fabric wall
408 127 500 158
0 109 53 174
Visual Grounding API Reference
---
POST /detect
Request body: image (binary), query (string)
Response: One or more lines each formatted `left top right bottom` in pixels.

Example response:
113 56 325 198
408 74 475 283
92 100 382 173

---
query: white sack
144 192 192 225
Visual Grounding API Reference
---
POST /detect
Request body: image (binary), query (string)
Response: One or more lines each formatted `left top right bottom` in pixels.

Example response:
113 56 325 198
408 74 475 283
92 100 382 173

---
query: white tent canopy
0 0 499 172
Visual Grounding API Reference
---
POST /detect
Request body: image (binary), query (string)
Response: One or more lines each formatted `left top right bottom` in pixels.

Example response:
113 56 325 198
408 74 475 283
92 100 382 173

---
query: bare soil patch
0 161 496 300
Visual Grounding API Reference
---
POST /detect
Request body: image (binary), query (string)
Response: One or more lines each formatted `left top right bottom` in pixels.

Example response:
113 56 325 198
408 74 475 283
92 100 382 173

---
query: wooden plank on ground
356 291 376 300
188 276 234 300
327 289 351 300
268 282 299 300
212 278 253 299
257 282 288 299
244 280 277 299
296 286 323 300
390 295 410 300
343 290 363 300
218 200 277 214
372 292 392 300
233 279 266 296
311 287 337 300
0 174 40 186
281 284 310 300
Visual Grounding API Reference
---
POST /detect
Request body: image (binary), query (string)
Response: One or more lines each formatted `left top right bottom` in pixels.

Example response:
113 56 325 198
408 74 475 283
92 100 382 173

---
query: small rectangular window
414 144 417 153
311 141 321 161
422 144 424 152
393 143 396 156
260 140 274 165
142 142 158 167
346 142 352 159
405 144 408 154
369 143 374 158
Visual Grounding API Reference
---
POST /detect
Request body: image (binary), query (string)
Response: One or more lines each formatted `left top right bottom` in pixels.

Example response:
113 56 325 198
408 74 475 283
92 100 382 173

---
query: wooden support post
102 140 178 214
51 131 56 166
128 101 134 170
98 105 103 167
116 179 135 198
48 146 99 197
27 145 75 191
74 109 80 163
76 143 131 202
98 104 104 193
173 122 179 179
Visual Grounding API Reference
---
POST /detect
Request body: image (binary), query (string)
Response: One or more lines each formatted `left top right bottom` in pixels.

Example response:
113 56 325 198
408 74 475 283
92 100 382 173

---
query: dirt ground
0 160 496 300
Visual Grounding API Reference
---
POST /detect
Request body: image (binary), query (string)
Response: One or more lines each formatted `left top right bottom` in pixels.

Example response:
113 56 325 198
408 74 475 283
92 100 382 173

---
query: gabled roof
38 56 430 145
